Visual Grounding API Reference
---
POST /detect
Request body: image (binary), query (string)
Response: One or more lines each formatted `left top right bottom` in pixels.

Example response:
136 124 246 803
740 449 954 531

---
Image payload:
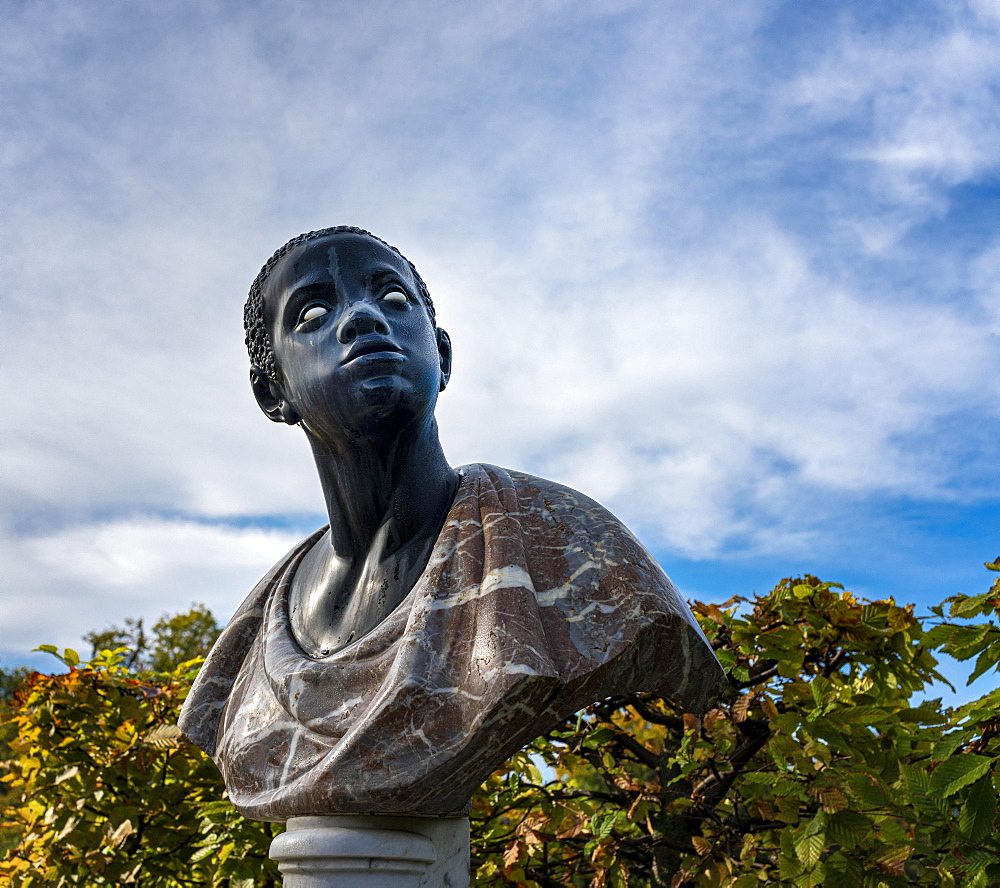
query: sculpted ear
436 328 452 392
250 365 301 425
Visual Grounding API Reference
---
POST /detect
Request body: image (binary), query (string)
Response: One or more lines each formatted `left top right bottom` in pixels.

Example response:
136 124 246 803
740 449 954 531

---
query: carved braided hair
244 226 436 381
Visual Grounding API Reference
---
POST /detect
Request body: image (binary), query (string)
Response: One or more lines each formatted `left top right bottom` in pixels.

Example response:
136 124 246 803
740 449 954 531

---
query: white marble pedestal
269 815 470 888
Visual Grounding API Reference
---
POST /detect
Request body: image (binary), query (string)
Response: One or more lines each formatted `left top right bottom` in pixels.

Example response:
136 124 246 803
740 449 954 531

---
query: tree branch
733 665 779 689
695 723 773 813
610 732 660 771
625 695 686 731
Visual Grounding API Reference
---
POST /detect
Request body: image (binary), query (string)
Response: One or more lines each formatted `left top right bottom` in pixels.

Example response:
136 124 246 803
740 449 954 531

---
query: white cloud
1 0 998 659
778 7 1000 239
436 213 998 555
971 239 1000 332
2 518 301 657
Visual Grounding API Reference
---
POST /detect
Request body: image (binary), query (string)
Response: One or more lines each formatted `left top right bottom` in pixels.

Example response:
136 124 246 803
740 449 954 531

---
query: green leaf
949 592 993 619
948 625 994 660
826 810 871 847
794 866 825 887
923 624 960 647
965 867 987 888
901 763 943 815
582 727 616 748
804 811 827 837
823 851 864 888
929 754 992 798
62 648 80 667
968 644 1000 683
779 855 804 880
795 832 824 867
589 811 618 840
834 707 889 725
189 845 215 863
715 648 736 670
959 776 998 842
932 731 971 760
846 774 889 808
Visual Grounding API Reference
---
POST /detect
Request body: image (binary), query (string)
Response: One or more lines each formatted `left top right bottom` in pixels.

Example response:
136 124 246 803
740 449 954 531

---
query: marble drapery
179 464 725 820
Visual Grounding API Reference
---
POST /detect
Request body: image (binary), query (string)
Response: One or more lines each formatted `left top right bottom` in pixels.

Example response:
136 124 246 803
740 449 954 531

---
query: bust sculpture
179 227 726 824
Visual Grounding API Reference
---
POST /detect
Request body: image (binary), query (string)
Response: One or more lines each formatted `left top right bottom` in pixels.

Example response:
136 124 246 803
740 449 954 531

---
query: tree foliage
472 561 1000 887
0 610 274 887
1 666 30 706
0 664 30 856
0 647 278 887
83 604 220 674
2 566 999 886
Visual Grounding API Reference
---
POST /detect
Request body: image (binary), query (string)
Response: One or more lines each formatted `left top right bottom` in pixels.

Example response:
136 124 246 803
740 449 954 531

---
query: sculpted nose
337 302 389 343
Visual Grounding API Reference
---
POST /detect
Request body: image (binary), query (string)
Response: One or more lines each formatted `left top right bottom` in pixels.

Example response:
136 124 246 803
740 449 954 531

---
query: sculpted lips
341 337 404 366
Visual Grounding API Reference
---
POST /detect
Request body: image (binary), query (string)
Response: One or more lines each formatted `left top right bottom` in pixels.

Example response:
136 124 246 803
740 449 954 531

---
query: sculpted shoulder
457 463 662 576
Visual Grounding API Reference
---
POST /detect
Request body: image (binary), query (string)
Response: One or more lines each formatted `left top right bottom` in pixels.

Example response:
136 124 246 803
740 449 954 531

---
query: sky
2 0 998 690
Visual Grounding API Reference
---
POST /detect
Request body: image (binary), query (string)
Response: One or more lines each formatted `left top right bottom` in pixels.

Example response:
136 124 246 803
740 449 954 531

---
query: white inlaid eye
381 289 408 305
300 305 328 323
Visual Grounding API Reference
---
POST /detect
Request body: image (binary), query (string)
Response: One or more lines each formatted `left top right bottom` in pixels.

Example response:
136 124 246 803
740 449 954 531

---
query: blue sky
2 0 998 687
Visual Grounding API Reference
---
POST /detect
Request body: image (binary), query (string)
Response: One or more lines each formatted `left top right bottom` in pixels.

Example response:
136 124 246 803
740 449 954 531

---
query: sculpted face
255 232 451 440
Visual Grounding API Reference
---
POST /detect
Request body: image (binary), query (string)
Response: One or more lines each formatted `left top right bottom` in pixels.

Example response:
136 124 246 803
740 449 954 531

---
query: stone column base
270 815 470 888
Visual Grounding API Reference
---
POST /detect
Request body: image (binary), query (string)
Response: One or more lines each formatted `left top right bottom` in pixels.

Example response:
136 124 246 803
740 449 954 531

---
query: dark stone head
245 227 451 439
244 226 436 383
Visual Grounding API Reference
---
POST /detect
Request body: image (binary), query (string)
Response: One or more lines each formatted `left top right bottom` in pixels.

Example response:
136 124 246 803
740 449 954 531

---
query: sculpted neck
305 415 458 559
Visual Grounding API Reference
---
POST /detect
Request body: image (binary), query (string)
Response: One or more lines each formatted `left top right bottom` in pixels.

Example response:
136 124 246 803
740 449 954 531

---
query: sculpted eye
380 289 408 305
299 305 329 324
